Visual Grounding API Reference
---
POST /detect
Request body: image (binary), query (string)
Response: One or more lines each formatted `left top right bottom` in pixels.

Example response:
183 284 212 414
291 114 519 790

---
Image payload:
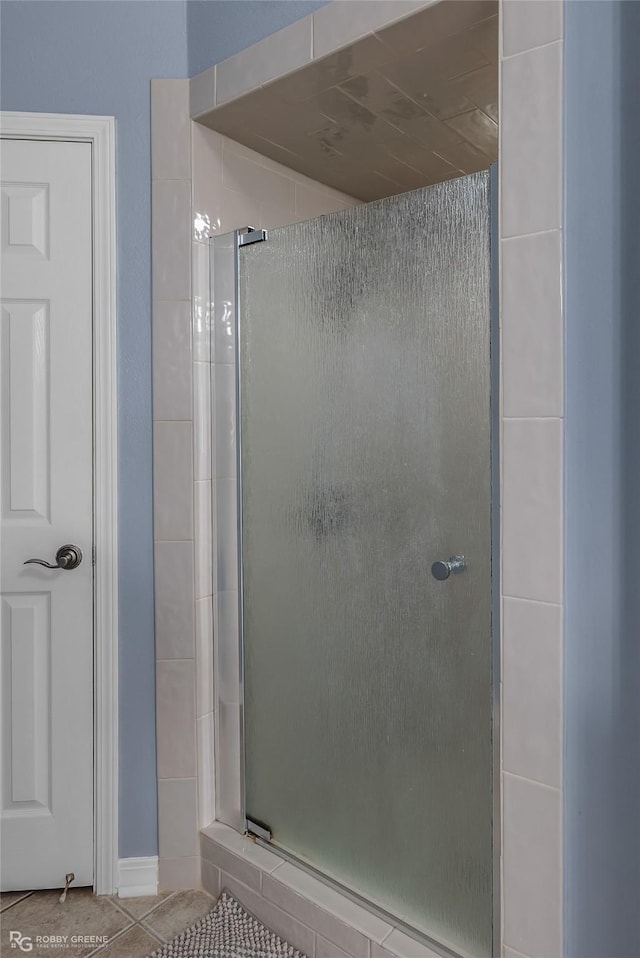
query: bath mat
146 889 308 958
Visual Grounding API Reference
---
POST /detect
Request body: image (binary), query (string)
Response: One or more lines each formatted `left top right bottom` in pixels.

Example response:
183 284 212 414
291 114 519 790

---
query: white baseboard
117 856 158 898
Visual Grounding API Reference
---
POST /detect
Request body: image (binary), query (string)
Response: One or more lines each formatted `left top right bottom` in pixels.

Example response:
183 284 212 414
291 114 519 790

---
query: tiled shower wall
192 123 360 835
152 84 358 889
499 3 564 956
151 78 200 892
151 0 566 951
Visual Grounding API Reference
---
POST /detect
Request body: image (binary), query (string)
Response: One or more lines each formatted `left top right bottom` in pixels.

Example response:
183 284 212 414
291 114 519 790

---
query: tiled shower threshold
200 822 448 958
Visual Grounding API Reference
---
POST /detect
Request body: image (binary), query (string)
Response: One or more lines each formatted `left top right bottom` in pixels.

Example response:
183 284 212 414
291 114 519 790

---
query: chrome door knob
24 544 83 571
431 555 466 581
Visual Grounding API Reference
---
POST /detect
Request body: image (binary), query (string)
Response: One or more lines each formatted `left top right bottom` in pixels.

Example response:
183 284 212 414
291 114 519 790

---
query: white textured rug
147 889 308 958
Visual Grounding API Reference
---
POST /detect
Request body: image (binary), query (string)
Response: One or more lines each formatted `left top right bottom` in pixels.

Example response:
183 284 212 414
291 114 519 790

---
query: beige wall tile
502 0 563 58
193 129 358 242
294 183 351 221
263 872 371 958
156 660 197 779
223 152 296 214
154 541 195 659
501 41 562 237
316 935 353 958
371 930 443 958
221 187 260 233
152 179 192 301
503 947 530 958
201 859 221 898
379 0 497 57
192 242 211 365
503 774 562 957
503 597 562 787
502 418 563 604
259 198 297 230
222 148 262 196
212 237 237 363
153 421 194 541
258 166 298 211
158 779 198 859
190 66 216 120
199 837 262 893
216 18 312 106
192 124 223 227
152 79 191 180
266 863 392 946
313 1 429 59
219 872 315 957
153 300 192 422
158 856 200 892
502 231 563 418
223 135 268 165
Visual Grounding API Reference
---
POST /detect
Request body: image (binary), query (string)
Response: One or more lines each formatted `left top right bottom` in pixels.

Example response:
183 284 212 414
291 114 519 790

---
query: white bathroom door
0 137 94 890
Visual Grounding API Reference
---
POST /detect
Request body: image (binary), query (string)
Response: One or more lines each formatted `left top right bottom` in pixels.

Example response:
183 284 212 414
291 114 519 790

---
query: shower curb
200 823 444 958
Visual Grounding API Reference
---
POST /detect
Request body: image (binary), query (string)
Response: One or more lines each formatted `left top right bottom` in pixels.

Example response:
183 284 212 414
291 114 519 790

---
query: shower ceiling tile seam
335 78 496 152
381 145 458 179
301 109 453 174
376 33 494 85
300 86 491 162
335 70 463 131
329 39 496 107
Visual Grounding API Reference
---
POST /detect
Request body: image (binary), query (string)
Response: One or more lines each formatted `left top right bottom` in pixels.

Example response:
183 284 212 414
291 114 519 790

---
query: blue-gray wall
0 0 189 859
187 0 328 77
563 1 640 953
620 3 640 946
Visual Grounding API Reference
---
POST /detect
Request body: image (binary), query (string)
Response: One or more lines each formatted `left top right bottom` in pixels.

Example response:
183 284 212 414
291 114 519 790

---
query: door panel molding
1 112 118 894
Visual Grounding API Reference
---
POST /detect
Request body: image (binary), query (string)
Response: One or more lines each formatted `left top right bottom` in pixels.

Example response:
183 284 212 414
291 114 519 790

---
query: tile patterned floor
0 888 216 958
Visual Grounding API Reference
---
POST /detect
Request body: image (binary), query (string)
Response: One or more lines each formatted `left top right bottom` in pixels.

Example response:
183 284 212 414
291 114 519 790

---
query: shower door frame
210 167 500 957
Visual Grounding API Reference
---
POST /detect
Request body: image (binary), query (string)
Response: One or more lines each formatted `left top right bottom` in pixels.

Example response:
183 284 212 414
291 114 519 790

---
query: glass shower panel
239 173 492 957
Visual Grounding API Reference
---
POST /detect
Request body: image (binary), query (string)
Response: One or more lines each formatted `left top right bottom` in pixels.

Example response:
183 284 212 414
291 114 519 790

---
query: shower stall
209 171 496 958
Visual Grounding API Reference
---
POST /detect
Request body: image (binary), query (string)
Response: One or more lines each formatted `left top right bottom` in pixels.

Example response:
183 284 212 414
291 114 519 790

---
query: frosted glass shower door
239 173 493 957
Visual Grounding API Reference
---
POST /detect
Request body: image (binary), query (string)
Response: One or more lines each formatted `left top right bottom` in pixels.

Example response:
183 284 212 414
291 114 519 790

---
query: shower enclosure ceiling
213 171 494 958
197 0 498 201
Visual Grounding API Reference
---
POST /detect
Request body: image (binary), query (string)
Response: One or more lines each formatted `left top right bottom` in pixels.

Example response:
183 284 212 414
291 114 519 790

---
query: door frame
1 112 118 894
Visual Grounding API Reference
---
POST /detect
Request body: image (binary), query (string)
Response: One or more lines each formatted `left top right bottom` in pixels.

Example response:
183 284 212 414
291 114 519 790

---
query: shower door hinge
246 817 272 842
238 227 267 247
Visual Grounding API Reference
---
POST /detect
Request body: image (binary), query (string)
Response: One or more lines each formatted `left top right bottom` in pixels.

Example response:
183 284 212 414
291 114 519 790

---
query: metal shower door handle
24 544 83 571
431 555 466 581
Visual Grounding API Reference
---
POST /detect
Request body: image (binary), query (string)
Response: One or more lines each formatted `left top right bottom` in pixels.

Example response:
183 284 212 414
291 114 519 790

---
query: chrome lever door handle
24 544 83 571
431 555 466 581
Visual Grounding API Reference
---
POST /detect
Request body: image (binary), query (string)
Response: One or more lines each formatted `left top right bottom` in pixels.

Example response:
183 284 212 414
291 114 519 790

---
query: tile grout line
503 768 562 792
501 35 562 62
0 890 34 912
